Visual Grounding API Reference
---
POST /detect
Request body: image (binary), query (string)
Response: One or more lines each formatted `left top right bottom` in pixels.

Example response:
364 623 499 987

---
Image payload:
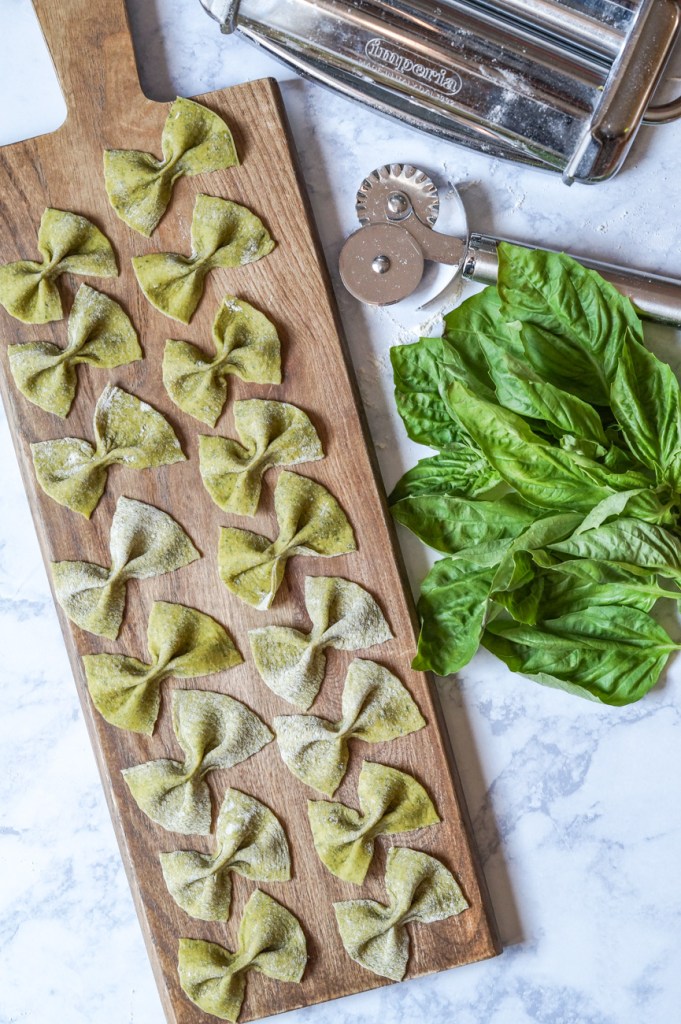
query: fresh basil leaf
558 435 604 460
573 488 675 532
572 491 640 534
492 555 673 624
493 571 545 624
498 556 674 623
443 286 523 352
441 287 523 401
389 446 500 504
445 379 653 513
438 348 497 405
537 569 675 617
390 245 681 706
413 556 496 675
610 332 681 488
559 433 638 476
483 605 678 705
497 243 644 407
390 338 461 449
549 518 681 578
491 512 583 594
550 558 663 587
476 333 609 446
391 492 541 554
602 436 643 473
520 323 612 406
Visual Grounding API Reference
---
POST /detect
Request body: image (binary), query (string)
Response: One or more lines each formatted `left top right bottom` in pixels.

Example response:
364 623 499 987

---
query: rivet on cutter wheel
339 163 681 327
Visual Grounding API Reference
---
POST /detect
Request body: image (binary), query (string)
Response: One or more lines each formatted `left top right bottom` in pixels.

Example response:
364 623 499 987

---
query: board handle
32 0 146 126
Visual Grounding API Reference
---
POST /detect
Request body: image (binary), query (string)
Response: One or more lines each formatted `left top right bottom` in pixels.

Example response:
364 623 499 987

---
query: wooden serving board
0 1 500 1020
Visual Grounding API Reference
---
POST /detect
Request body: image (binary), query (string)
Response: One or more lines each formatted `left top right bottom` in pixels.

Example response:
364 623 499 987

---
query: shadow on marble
125 0 175 100
436 677 523 951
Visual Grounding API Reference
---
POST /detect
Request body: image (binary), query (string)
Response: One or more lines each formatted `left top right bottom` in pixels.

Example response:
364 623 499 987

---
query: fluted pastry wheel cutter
339 164 681 325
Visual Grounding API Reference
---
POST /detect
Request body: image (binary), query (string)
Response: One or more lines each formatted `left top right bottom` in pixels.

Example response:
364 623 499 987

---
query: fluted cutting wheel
355 164 440 228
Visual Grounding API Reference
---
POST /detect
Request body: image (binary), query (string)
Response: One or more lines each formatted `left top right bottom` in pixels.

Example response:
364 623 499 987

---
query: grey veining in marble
1 1 681 1022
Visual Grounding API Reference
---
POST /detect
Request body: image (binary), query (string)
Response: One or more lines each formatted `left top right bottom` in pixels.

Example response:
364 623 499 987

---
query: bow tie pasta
218 472 356 610
160 788 290 921
8 284 142 418
0 209 117 323
122 688 272 835
274 659 425 796
178 890 307 1022
83 601 242 735
104 96 238 237
249 576 392 709
307 761 439 884
334 847 468 980
163 297 282 427
199 400 323 516
51 496 200 639
132 194 274 323
31 385 185 518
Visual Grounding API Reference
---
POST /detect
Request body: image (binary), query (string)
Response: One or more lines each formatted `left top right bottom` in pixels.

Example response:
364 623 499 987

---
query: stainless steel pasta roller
200 0 681 184
338 163 681 326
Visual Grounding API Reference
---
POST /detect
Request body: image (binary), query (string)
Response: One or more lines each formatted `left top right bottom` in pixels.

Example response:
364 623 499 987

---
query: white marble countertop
2 1 681 1022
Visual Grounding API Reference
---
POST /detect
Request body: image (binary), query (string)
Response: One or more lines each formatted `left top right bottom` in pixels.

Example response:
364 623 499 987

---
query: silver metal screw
372 254 391 274
387 191 409 216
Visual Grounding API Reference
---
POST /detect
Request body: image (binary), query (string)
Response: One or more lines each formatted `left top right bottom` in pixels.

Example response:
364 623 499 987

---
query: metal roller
200 0 681 183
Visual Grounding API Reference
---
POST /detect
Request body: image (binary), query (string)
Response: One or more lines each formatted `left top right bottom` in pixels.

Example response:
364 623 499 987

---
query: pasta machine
199 0 681 183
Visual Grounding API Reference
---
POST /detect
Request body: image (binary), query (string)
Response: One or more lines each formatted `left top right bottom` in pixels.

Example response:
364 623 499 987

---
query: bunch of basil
389 243 681 705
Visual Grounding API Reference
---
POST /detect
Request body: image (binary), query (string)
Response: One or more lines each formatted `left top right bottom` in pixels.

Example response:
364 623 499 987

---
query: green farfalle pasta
163 296 282 426
307 761 440 884
31 385 185 518
104 96 238 237
218 471 356 610
249 576 393 709
334 847 468 981
274 659 425 796
132 194 274 324
0 208 117 323
83 601 242 735
160 788 290 921
178 889 307 1022
51 495 200 639
8 284 142 418
199 400 323 516
123 689 272 835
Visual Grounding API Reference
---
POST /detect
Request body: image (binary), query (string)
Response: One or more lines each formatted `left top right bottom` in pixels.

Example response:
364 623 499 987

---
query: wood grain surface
0 1 500 1020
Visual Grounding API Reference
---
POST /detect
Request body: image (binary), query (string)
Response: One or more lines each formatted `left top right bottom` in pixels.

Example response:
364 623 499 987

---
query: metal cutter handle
463 233 681 327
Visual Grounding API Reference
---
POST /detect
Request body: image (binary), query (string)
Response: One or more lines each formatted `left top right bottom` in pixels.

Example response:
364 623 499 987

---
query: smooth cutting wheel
339 222 425 306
